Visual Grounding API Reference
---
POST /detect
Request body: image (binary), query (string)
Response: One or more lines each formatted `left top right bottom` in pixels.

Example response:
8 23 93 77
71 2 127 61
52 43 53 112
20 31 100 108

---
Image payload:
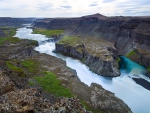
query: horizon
0 0 150 17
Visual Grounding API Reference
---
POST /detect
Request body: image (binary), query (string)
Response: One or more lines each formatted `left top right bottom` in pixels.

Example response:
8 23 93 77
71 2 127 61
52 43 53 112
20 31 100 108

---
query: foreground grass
6 60 25 77
6 59 39 77
32 28 64 37
81 101 105 113
21 59 39 73
34 72 73 97
6 61 22 72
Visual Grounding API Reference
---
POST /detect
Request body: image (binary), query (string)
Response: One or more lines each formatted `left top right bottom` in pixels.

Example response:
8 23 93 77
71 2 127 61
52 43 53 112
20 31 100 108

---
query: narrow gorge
33 13 150 76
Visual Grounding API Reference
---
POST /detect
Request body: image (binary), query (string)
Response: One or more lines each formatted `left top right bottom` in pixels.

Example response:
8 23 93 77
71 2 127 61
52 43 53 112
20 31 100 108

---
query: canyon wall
33 14 150 73
0 17 36 27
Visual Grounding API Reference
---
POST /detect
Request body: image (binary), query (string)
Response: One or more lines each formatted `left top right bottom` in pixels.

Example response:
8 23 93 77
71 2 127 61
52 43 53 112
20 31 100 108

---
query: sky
0 0 150 17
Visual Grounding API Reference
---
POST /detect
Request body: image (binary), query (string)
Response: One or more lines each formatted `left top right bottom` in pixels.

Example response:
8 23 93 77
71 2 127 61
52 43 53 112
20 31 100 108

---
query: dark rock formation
68 78 132 113
0 29 5 37
0 17 36 27
0 39 39 60
56 43 120 76
0 71 15 95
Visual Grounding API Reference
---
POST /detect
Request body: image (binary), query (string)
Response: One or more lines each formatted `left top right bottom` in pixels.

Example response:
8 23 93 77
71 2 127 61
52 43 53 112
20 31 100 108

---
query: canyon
0 13 150 113
0 23 132 112
33 13 150 76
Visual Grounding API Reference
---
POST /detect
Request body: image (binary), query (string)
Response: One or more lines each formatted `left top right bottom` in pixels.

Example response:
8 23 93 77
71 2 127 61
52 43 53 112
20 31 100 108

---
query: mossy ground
0 26 16 37
127 51 137 57
21 59 39 73
28 81 34 86
32 28 64 37
58 35 80 46
147 67 150 73
6 59 39 77
0 26 20 46
6 58 73 98
58 35 113 61
34 72 73 97
0 37 20 46
116 57 120 63
81 101 106 113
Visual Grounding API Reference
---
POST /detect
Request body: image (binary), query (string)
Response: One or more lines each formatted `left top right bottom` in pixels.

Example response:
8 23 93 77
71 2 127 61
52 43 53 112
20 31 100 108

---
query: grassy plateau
32 28 64 37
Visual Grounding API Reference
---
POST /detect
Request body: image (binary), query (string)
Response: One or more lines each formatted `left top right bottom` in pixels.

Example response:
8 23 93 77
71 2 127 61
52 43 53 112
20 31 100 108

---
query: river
15 27 150 113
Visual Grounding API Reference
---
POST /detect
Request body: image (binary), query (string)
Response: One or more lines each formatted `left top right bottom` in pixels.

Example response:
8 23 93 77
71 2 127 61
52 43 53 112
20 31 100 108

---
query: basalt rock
0 17 36 27
127 48 150 73
0 29 5 37
55 43 120 77
0 39 39 60
68 78 132 113
0 71 15 95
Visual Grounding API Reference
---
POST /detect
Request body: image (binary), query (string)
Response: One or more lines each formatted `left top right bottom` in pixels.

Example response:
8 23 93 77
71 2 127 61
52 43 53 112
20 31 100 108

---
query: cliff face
33 14 150 72
0 17 36 27
56 43 120 77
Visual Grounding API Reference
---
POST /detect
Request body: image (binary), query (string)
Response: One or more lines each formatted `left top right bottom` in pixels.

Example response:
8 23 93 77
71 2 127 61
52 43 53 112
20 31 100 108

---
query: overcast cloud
0 0 149 17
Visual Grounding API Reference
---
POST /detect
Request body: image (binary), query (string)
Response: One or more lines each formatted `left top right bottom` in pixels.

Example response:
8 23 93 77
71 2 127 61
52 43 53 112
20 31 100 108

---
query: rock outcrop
0 71 15 95
56 43 120 76
0 17 36 27
0 39 38 60
68 78 132 113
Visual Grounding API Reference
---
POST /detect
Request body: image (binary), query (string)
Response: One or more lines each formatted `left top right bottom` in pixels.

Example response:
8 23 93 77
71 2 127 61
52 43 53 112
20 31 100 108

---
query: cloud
89 4 98 7
102 0 116 3
61 6 72 8
0 0 150 17
37 3 53 10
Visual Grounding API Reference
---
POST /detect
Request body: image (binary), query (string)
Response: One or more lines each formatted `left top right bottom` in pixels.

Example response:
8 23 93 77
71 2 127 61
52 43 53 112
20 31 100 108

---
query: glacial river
15 27 150 113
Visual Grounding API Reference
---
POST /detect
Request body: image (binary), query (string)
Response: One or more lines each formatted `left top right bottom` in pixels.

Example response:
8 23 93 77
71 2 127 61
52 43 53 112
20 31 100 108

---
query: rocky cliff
33 14 150 73
0 17 36 27
55 42 120 77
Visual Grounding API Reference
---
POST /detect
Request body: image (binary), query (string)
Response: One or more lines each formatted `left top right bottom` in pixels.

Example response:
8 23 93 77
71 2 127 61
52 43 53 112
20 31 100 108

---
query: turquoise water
119 56 147 77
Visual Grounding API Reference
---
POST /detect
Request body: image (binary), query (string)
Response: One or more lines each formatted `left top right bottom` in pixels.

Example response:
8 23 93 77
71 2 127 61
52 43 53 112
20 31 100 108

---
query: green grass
6 59 39 77
82 58 85 62
58 35 80 46
6 61 22 72
21 59 39 73
81 101 105 113
32 28 64 37
0 37 20 46
116 57 120 63
0 26 17 37
29 81 34 86
0 26 20 46
127 51 137 57
147 67 150 73
6 61 25 77
34 72 73 97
